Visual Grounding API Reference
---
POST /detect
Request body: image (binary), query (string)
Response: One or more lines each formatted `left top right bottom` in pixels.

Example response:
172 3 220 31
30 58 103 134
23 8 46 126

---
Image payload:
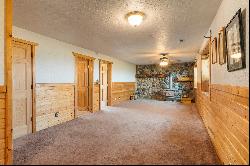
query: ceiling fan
160 53 180 66
134 51 195 56
132 51 194 63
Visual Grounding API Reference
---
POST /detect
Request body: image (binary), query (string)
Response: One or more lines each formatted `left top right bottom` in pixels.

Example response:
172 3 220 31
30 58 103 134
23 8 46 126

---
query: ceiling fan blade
133 54 157 58
168 58 182 63
134 51 196 57
134 52 159 55
169 51 194 54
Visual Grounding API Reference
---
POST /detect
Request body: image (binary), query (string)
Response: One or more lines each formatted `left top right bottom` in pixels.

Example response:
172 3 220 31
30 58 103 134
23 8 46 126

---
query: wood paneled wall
112 82 136 105
196 83 249 165
36 84 75 131
0 86 6 164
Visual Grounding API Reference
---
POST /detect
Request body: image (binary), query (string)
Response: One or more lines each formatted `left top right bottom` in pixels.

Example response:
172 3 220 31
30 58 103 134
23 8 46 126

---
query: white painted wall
13 26 136 83
0 0 4 85
199 0 249 87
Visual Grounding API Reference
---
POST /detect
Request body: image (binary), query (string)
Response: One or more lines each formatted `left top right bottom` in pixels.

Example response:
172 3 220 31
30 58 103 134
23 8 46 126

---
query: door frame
99 59 112 108
5 0 13 163
12 37 38 134
73 52 95 116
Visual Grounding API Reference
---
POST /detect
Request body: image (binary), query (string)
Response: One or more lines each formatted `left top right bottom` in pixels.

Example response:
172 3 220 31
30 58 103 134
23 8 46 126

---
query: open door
99 60 112 109
74 52 95 117
100 63 108 107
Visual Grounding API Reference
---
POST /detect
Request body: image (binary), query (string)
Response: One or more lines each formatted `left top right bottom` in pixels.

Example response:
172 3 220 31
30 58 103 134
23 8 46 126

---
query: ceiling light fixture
160 54 169 67
160 60 169 66
126 11 145 27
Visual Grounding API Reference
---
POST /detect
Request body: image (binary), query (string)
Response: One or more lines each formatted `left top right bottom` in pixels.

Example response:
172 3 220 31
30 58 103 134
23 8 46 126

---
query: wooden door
12 41 32 139
107 63 112 106
74 53 95 117
76 57 89 115
101 63 108 107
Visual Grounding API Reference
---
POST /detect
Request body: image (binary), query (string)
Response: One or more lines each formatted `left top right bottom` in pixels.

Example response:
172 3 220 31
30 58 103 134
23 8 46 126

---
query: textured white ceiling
13 0 222 64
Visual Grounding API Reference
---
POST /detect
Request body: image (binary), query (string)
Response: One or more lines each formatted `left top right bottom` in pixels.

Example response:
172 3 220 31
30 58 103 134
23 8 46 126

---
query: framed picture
225 9 245 72
218 27 226 65
211 37 217 64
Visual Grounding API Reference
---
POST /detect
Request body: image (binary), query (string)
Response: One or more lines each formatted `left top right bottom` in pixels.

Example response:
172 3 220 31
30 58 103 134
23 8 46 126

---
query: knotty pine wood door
100 63 108 107
75 57 94 116
12 41 32 139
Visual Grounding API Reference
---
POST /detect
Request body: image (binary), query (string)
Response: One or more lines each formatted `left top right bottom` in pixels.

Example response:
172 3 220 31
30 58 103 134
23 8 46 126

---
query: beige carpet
14 99 220 165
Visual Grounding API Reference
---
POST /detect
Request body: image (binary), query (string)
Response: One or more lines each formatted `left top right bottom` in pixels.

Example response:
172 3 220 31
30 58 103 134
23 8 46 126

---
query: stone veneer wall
136 62 194 100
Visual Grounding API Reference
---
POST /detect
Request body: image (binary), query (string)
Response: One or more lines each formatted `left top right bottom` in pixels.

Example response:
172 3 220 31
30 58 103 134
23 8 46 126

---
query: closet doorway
99 60 112 109
74 52 95 117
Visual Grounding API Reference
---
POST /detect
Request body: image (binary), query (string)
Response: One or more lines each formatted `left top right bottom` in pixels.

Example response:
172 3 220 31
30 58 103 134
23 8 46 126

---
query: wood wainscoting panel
93 84 100 112
195 84 249 165
112 82 136 105
0 86 6 164
36 84 75 131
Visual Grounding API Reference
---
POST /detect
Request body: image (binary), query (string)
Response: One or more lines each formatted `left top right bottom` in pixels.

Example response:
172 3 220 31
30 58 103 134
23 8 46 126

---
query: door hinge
31 117 33 121
31 84 33 89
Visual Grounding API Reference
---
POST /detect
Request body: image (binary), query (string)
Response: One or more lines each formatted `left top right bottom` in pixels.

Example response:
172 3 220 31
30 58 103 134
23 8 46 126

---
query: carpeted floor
14 99 220 165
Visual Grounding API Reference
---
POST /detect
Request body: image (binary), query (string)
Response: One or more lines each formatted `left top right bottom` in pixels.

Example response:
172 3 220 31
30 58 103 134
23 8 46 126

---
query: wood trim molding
31 44 37 133
5 0 13 164
89 60 94 113
74 57 77 118
99 59 113 64
12 37 39 46
0 86 6 93
208 37 212 101
72 52 96 61
99 60 101 109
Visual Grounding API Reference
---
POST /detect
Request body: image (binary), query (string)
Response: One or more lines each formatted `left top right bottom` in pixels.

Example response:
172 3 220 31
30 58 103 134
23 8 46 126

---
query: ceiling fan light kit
160 60 169 66
159 53 170 67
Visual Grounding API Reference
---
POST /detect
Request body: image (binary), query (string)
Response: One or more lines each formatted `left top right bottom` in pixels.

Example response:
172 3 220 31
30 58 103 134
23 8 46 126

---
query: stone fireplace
135 62 194 101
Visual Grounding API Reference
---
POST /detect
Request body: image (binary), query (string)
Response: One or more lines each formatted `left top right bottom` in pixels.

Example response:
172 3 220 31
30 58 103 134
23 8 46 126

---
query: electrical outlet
55 112 59 117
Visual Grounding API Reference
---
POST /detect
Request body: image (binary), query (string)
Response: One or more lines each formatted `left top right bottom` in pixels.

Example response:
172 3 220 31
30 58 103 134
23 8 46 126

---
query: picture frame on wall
211 37 217 64
218 27 226 65
225 9 245 72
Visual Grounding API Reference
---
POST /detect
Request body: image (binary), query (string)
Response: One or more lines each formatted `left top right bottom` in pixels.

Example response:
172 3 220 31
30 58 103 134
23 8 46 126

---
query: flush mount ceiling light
126 11 145 27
